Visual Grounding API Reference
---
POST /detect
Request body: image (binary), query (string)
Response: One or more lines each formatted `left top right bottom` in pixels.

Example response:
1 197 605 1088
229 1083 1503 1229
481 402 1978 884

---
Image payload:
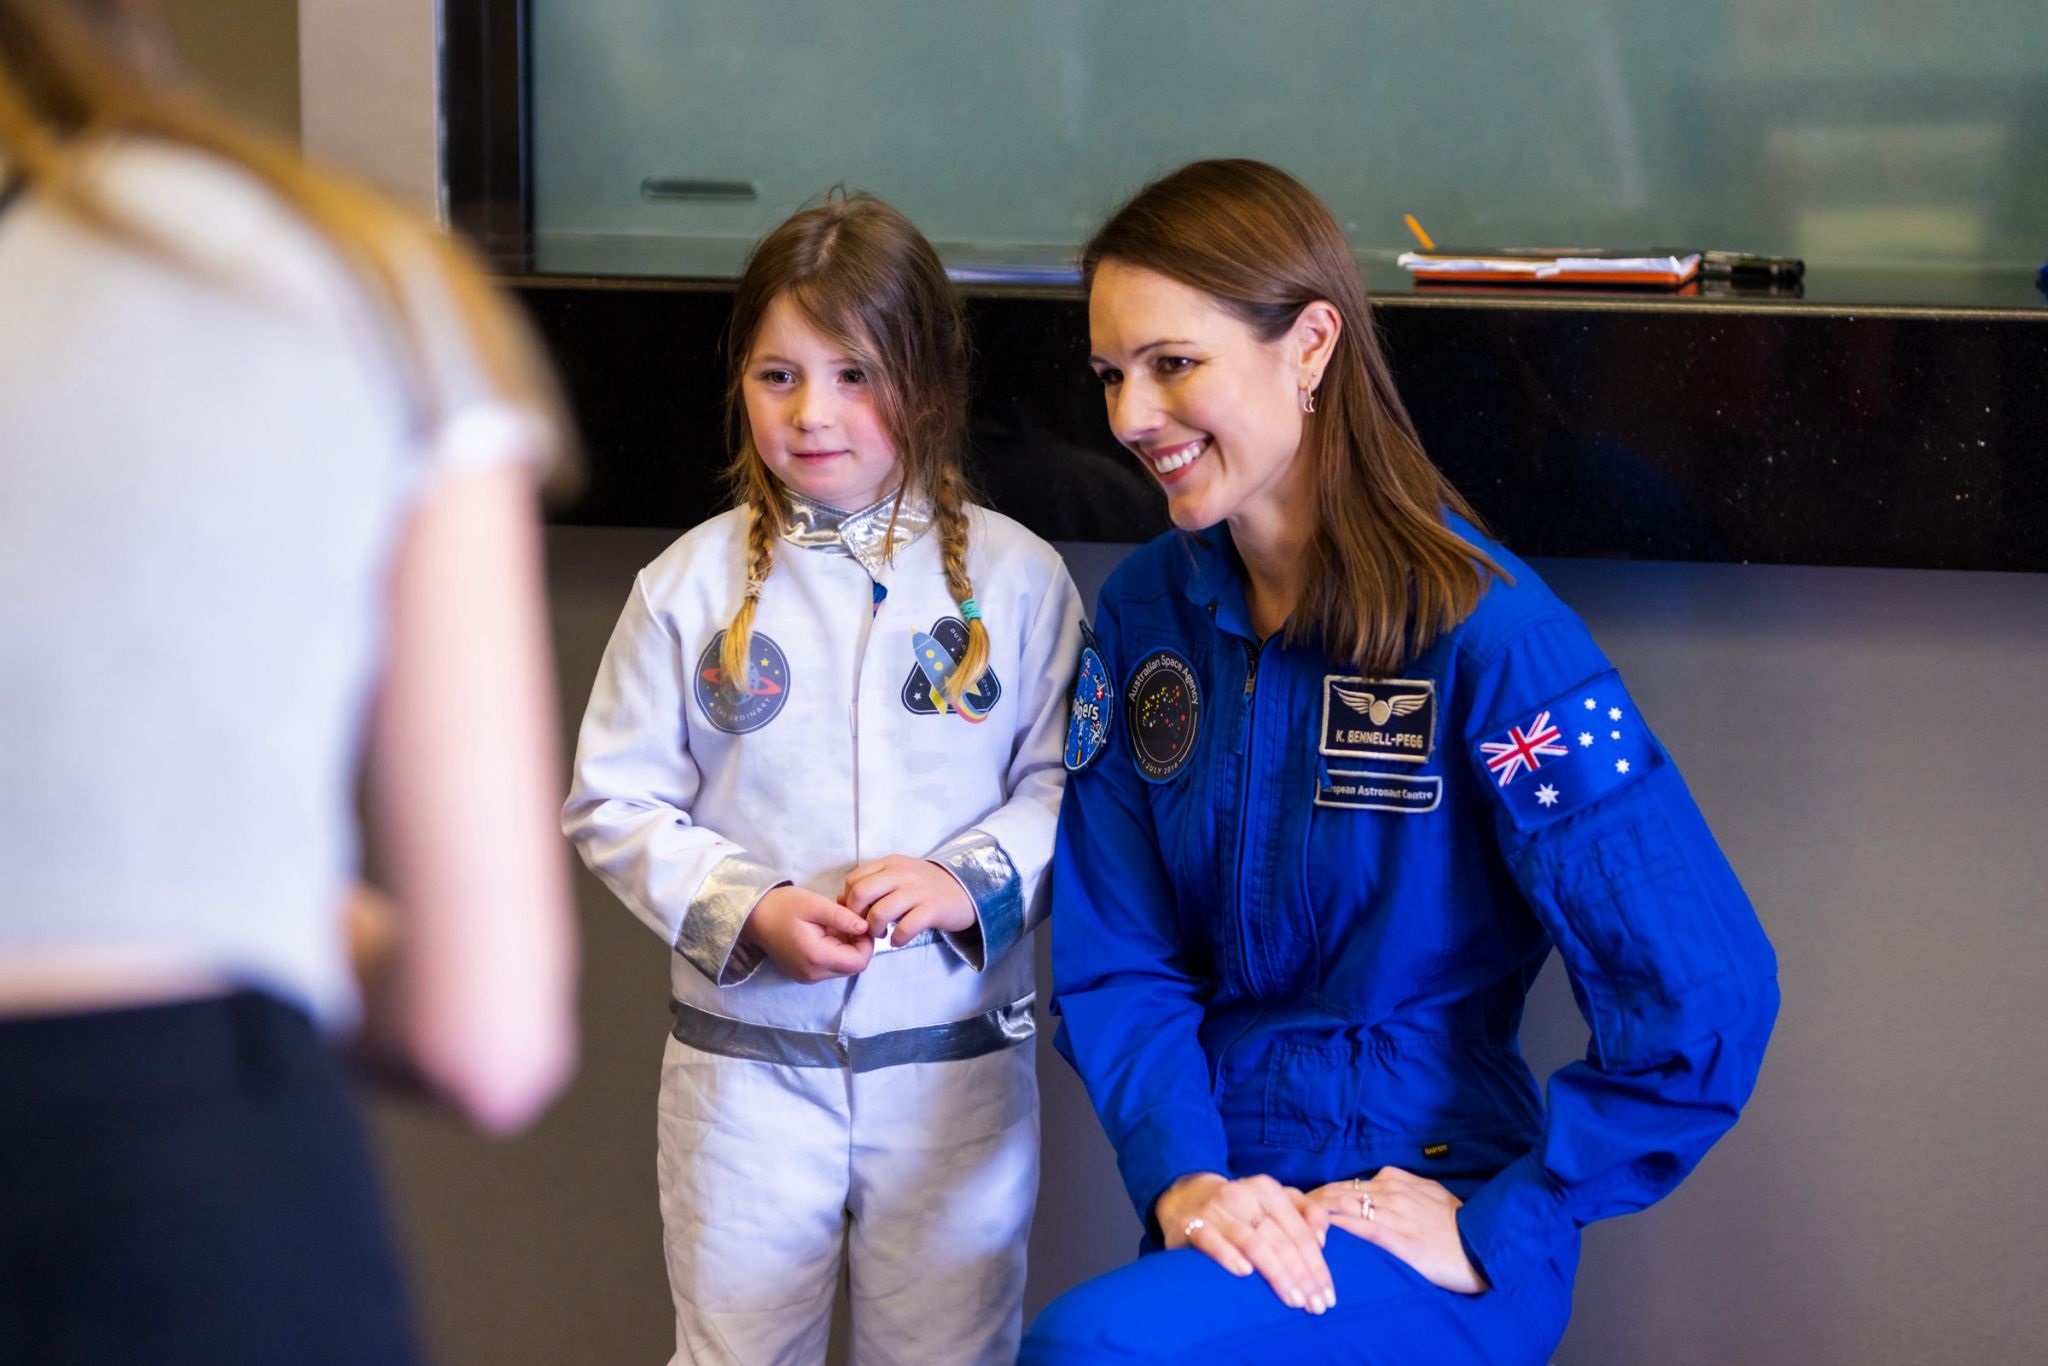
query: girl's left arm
926 550 1085 970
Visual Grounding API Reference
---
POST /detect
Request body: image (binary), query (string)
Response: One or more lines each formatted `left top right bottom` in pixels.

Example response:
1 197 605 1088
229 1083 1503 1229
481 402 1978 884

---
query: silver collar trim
780 488 934 578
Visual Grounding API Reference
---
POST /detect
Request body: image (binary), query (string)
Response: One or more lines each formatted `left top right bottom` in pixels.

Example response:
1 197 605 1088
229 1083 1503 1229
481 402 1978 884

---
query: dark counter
518 257 2048 573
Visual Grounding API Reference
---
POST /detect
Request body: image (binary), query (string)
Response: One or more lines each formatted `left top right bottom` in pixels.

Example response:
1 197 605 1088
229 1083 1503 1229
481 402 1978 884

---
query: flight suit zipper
1231 635 1263 992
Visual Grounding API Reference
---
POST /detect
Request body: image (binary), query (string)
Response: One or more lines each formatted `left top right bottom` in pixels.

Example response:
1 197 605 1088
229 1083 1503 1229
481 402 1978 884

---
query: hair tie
744 580 764 602
960 598 981 623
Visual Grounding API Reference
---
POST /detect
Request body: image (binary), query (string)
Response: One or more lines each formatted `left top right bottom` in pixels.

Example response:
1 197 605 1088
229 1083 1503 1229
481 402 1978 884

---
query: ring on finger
1182 1217 1207 1242
1358 1192 1376 1222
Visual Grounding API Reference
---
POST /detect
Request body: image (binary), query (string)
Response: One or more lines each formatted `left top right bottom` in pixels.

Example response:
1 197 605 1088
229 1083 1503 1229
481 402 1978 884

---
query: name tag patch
1315 769 1442 813
1320 676 1436 764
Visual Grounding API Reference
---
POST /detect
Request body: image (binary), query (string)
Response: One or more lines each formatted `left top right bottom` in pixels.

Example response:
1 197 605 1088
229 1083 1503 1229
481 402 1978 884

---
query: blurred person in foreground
0 3 578 1362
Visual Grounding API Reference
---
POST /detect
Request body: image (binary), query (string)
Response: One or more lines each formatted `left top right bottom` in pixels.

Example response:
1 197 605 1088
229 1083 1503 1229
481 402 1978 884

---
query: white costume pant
656 1035 1038 1366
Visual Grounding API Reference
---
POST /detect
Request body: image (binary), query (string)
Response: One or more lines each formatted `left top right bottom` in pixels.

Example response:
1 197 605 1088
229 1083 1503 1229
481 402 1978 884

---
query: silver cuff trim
668 993 1036 1073
677 852 782 986
931 833 1025 972
780 487 934 578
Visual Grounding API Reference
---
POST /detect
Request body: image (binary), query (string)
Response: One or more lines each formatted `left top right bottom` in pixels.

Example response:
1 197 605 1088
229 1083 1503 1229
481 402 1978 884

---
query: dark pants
1021 1230 1575 1365
0 991 420 1366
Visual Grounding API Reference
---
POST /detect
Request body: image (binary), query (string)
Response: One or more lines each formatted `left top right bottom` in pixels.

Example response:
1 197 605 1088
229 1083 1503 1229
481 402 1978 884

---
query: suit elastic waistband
668 993 1035 1072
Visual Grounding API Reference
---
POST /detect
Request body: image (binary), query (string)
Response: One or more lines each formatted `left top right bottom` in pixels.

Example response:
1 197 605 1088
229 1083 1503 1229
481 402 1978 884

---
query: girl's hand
840 855 976 947
739 886 875 982
1154 1172 1335 1314
1306 1167 1488 1294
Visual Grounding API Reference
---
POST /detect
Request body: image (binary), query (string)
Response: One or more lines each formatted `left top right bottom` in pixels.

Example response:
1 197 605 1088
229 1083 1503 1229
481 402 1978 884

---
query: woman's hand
739 886 875 982
840 855 976 947
1306 1167 1488 1294
1154 1172 1335 1313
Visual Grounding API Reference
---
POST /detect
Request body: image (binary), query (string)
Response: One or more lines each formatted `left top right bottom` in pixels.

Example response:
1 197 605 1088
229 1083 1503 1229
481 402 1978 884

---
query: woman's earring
1299 386 1317 415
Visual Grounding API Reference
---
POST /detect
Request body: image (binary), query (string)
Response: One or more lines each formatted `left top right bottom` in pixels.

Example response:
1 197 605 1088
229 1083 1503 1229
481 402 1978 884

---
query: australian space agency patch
1064 624 1114 772
1473 670 1661 831
695 630 791 734
1126 648 1200 782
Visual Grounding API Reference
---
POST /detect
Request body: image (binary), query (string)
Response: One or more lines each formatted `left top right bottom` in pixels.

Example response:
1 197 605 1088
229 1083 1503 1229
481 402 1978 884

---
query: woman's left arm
1440 615 1782 1291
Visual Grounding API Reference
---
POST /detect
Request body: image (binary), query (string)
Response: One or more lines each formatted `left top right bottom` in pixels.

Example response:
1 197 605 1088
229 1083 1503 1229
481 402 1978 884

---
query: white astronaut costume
564 488 1082 1366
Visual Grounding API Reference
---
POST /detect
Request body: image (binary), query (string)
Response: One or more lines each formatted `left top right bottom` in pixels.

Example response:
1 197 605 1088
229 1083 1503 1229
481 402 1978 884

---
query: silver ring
1181 1217 1207 1242
1360 1192 1376 1222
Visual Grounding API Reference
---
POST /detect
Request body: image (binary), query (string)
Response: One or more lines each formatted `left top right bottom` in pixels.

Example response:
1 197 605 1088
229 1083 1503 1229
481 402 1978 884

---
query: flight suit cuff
1453 1152 1576 1291
679 852 784 986
1121 1110 1234 1243
927 832 1023 972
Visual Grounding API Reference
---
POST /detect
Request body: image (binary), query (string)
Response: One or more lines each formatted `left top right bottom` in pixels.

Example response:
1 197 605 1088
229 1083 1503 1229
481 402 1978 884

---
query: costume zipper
847 571 882 861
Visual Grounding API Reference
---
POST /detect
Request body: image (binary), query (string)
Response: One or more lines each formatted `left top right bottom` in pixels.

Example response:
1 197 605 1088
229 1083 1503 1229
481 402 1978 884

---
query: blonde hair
1083 159 1504 675
0 0 570 484
719 190 989 708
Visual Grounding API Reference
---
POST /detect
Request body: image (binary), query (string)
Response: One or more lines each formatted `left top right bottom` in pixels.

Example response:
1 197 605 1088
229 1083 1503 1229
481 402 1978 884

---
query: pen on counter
1700 250 1804 282
1403 215 1436 251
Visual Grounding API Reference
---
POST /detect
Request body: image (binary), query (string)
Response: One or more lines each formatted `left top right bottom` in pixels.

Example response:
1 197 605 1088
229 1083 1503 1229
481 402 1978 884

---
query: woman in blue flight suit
1021 160 1779 1364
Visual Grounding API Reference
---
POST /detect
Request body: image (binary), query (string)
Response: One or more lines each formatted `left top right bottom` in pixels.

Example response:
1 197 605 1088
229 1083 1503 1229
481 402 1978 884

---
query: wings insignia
1331 685 1377 713
1384 693 1428 718
1332 686 1429 728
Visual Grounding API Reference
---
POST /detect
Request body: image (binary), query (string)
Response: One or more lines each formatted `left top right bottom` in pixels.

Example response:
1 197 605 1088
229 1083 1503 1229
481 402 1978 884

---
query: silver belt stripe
668 993 1035 1073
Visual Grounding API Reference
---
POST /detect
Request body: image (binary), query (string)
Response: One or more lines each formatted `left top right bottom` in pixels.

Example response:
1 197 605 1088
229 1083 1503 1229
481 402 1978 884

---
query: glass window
520 0 2046 278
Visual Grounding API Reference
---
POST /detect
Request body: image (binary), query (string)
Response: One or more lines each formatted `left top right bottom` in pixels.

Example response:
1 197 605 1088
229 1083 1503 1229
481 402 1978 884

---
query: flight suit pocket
1261 1039 1366 1150
1534 809 1736 1065
1558 815 1725 989
1260 1034 1540 1152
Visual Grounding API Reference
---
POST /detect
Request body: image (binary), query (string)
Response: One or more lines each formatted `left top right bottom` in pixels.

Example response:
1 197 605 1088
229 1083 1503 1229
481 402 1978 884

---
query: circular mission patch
1126 648 1201 782
1064 636 1114 772
694 630 791 734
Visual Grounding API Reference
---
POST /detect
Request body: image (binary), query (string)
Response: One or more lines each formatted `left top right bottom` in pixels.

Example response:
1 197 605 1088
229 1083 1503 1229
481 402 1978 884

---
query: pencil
1403 214 1436 251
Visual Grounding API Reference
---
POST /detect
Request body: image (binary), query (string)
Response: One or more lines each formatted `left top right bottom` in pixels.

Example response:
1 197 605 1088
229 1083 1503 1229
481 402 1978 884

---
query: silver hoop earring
1300 387 1316 415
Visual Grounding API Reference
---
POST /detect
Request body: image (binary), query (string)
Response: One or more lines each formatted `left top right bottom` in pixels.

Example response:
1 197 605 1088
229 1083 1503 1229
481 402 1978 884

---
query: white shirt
0 141 547 1023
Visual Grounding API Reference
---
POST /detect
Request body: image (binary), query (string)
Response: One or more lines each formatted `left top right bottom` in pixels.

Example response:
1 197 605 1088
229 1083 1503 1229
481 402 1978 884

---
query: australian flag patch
1474 670 1661 831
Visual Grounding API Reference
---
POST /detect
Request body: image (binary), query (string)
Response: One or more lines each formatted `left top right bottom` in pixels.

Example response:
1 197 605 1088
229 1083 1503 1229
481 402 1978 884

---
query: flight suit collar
1183 523 1258 642
779 486 934 578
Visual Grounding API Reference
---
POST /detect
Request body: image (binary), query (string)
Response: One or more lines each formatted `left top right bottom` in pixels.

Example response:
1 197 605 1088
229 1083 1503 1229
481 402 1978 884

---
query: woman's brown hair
719 190 991 708
1082 158 1503 675
0 0 568 480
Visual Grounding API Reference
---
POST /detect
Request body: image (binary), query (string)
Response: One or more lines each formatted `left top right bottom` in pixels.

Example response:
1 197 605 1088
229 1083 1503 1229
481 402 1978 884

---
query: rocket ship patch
901 617 1000 722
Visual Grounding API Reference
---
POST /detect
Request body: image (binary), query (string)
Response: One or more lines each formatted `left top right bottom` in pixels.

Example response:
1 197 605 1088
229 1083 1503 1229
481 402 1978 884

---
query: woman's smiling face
1087 259 1314 534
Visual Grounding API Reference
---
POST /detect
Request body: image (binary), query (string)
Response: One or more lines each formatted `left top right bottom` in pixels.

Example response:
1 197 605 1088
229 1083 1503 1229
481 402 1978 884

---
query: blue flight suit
1024 521 1779 1364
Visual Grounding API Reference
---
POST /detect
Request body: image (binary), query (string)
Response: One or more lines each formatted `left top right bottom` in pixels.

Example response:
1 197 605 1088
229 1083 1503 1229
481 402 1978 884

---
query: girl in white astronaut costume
564 193 1082 1366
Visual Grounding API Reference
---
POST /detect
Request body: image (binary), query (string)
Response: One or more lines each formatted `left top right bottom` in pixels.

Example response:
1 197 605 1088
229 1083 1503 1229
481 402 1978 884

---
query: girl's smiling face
1087 259 1321 535
743 293 903 512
